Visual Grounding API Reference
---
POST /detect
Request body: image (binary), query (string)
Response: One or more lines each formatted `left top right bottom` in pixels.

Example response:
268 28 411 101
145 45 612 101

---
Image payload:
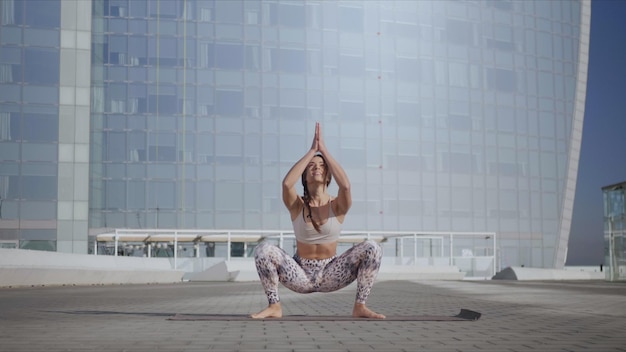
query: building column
57 0 92 253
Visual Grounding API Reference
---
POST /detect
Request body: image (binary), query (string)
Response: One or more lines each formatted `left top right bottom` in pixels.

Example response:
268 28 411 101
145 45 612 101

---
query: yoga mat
168 309 481 322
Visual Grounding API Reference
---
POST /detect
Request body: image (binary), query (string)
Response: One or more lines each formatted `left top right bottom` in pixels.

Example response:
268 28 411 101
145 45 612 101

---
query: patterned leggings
253 240 382 305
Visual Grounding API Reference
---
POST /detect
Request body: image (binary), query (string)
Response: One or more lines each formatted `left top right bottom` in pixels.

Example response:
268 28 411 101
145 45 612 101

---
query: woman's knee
361 239 382 259
254 241 281 259
253 241 270 258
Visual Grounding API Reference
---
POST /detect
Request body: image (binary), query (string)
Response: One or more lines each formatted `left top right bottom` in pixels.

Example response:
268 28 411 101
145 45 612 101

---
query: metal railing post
413 233 417 266
114 229 119 257
174 230 178 270
441 238 444 261
492 233 497 277
227 231 231 261
449 233 454 267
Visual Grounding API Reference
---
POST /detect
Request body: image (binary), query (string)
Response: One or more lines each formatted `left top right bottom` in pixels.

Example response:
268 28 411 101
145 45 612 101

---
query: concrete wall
492 266 605 280
0 248 184 287
183 258 466 282
0 248 467 286
5 249 604 287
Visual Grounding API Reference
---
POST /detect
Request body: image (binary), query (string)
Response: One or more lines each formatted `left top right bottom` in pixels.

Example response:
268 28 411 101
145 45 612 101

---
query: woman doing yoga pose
250 122 385 319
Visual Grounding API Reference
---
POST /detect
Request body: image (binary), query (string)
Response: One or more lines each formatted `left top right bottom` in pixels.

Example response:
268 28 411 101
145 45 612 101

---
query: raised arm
282 130 318 218
316 123 352 216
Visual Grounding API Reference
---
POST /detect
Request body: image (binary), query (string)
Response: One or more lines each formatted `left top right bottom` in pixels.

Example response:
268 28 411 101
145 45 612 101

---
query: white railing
91 229 497 278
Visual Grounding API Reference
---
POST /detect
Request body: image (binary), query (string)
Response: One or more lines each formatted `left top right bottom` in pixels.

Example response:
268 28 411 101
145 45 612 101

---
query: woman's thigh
315 241 381 293
316 252 359 293
276 255 317 294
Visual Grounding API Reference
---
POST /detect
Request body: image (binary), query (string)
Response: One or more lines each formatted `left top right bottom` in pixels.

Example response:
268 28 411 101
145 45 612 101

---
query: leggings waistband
293 254 336 267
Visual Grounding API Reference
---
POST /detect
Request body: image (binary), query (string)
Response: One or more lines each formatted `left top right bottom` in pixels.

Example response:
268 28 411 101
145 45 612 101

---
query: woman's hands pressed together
310 122 328 155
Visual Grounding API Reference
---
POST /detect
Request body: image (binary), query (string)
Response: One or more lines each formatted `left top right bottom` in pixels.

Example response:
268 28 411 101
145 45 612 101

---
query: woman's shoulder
288 196 305 220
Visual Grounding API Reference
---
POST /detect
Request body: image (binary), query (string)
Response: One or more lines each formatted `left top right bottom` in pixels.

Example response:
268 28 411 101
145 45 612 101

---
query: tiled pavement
1 278 625 352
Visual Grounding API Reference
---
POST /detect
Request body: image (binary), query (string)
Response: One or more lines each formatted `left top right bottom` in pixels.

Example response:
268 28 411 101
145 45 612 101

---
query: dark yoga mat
168 309 481 321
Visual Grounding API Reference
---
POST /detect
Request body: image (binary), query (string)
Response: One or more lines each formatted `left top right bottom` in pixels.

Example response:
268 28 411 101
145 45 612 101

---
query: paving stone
1 279 625 351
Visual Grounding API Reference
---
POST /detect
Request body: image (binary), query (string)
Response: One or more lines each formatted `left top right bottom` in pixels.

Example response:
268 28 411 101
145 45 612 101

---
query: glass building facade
0 0 91 252
603 181 626 281
0 0 591 269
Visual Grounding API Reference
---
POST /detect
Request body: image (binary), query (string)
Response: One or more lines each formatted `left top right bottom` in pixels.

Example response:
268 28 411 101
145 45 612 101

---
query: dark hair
301 154 332 233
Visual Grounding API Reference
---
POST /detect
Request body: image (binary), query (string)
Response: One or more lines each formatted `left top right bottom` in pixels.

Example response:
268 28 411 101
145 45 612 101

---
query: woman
251 122 385 319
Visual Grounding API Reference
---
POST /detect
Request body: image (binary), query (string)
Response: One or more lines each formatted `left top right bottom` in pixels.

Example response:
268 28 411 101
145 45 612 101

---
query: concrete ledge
185 261 239 282
377 265 465 281
492 266 605 280
0 267 184 287
0 248 478 285
186 259 258 282
187 259 466 282
0 248 184 287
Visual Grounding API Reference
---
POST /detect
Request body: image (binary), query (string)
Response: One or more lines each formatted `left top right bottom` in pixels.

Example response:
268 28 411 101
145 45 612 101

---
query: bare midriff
296 241 338 260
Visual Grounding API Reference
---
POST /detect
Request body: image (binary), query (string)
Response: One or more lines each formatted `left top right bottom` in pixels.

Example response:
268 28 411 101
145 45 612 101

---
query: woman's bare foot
250 303 282 319
353 303 386 319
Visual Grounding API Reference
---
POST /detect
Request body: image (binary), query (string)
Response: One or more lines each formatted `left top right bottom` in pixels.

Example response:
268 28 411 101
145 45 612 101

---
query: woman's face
306 155 328 185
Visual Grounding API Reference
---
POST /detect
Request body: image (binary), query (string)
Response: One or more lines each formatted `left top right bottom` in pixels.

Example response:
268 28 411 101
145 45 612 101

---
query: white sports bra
292 202 341 244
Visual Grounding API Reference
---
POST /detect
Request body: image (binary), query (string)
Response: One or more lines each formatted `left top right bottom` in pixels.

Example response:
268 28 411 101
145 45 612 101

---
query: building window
446 19 473 46
21 0 60 28
215 44 244 70
486 68 517 92
24 48 59 85
267 3 305 27
339 6 363 33
215 90 243 117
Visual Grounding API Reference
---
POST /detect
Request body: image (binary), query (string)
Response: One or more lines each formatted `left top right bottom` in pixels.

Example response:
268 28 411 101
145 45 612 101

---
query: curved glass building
0 0 591 269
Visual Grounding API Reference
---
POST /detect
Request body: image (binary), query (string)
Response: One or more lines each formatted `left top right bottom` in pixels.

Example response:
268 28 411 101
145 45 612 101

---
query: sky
567 0 626 265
